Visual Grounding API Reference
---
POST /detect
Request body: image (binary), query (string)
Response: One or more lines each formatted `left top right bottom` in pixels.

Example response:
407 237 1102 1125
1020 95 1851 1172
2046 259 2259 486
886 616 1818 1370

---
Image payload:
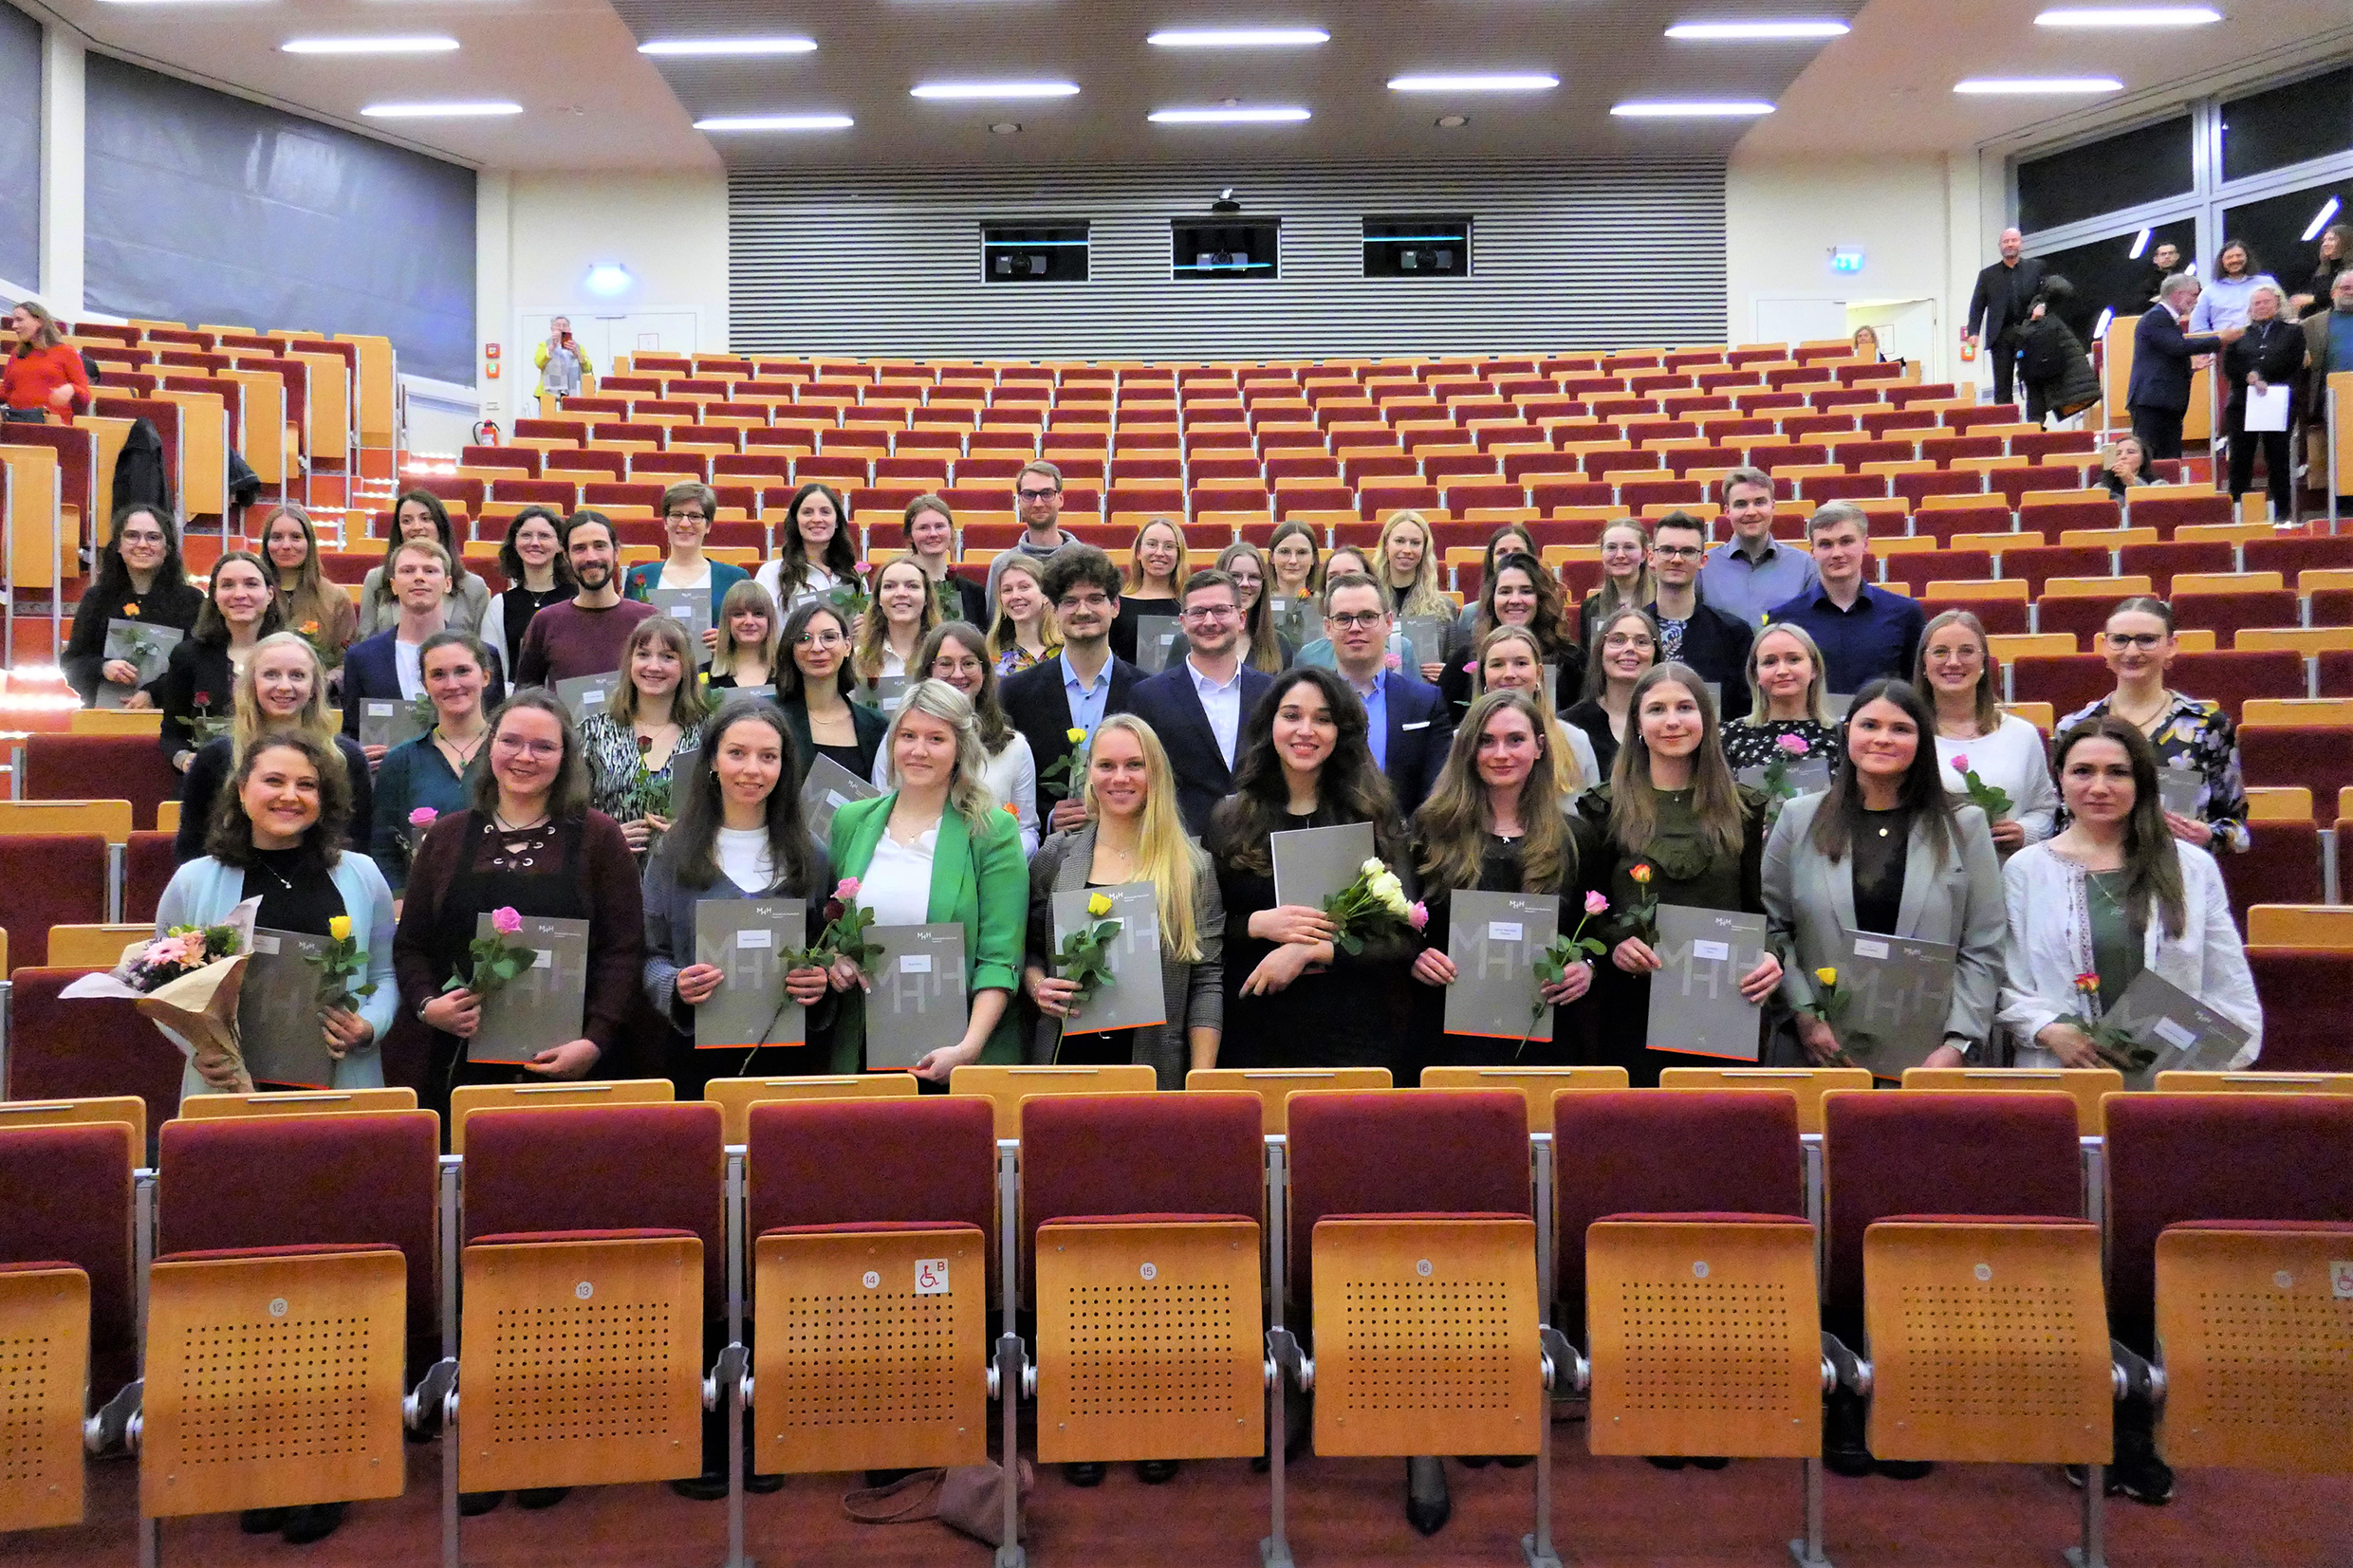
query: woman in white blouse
752 482 859 613
1918 609 2059 852
876 622 1040 855
1997 715 2259 1068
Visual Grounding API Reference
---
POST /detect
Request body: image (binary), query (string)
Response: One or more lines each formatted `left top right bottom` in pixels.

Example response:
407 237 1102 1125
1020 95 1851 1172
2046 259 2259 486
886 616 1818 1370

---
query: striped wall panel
729 157 1725 360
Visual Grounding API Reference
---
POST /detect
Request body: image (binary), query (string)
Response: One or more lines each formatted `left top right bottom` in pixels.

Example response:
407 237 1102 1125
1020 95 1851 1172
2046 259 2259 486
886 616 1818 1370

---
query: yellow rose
328 914 353 941
1086 892 1113 917
1814 966 1837 987
1065 727 1086 744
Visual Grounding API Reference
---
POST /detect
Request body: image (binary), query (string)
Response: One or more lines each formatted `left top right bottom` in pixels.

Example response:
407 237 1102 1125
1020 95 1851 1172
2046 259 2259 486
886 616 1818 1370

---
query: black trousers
2224 404 2293 517
1989 337 2022 407
2130 404 2186 461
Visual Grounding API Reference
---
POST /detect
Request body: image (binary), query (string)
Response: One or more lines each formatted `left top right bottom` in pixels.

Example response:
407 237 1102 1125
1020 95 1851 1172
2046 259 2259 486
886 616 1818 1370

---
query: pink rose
1774 732 1809 757
834 876 861 902
491 906 524 936
1407 900 1429 932
1584 890 1610 916
1384 651 1402 670
408 806 438 827
1951 753 1970 773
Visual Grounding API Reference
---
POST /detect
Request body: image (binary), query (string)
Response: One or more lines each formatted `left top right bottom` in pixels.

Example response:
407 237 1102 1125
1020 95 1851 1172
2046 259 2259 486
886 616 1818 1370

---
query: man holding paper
2220 282 2305 521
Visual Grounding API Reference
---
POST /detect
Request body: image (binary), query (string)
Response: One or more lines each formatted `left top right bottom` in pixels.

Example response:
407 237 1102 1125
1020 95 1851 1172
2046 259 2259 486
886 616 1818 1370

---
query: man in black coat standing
1965 228 2047 408
1127 568 1274 837
998 545 1141 834
2127 274 2242 460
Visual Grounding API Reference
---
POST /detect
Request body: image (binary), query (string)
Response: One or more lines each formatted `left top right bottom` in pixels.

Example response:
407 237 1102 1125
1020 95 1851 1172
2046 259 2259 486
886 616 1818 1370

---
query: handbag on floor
843 1459 1033 1546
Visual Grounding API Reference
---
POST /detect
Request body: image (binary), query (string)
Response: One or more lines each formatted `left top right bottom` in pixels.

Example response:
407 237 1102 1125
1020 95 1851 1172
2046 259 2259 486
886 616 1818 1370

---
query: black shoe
1064 1462 1106 1488
241 1508 291 1535
1496 1454 1535 1469
1823 1390 1875 1478
1457 1454 1496 1468
1644 1456 1690 1470
670 1471 729 1502
2114 1455 2175 1505
1136 1459 1179 1485
746 1471 786 1495
281 1503 346 1545
863 1468 916 1487
514 1487 569 1510
1689 1456 1729 1471
1403 1457 1451 1537
457 1491 505 1517
1874 1459 1934 1481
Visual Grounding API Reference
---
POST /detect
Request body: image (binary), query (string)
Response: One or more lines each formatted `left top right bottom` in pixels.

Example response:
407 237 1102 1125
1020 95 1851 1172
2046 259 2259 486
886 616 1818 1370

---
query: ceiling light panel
1387 72 1559 92
1147 27 1330 47
639 38 818 56
910 82 1081 101
1664 20 1850 39
1148 106 1311 123
694 113 855 131
1953 77 2122 93
282 36 458 55
1611 100 1776 117
360 101 522 119
2034 7 2222 26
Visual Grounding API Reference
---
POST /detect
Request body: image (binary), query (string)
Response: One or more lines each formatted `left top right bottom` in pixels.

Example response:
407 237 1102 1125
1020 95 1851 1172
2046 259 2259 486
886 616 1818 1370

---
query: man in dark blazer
1322 572 1452 818
1964 228 2047 408
1127 568 1274 836
998 545 1141 832
2127 274 2242 460
339 541 504 758
1643 511 1753 723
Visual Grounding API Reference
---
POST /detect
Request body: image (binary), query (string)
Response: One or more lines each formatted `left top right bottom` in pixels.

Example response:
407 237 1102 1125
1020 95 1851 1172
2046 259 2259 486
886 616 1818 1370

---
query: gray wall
731 158 1724 359
0 2 40 288
83 55 475 381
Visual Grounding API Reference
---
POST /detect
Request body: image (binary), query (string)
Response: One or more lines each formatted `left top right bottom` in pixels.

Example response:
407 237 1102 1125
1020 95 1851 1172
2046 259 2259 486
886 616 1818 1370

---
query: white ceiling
27 0 2353 174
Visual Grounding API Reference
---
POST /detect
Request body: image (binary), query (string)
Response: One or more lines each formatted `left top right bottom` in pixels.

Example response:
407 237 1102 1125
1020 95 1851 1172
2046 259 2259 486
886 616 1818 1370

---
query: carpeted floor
22 1408 2345 1567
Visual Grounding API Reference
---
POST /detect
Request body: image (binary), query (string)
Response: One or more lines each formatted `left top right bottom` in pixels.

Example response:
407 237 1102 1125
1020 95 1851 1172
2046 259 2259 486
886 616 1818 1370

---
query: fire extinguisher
472 419 501 445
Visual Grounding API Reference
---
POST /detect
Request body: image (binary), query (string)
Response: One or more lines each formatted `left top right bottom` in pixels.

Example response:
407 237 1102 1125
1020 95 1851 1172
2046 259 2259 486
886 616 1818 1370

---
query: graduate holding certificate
1762 678 2007 1071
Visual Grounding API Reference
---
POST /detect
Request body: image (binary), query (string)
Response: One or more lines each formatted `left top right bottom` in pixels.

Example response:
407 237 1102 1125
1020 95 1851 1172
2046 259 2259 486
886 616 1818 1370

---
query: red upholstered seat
2172 590 2301 641
1908 504 2010 544
23 735 181 832
2103 1094 2353 1352
1020 1093 1264 1288
122 831 176 924
464 1101 726 1309
2117 540 2234 591
0 1122 136 1391
1821 1092 2081 1325
1921 596 2029 635
2123 490 2233 536
2220 823 2323 929
1551 1090 1803 1331
747 1095 995 1245
2243 727 2353 797
2010 654 2113 720
157 1111 440 1337
1883 549 1991 593
0 833 105 966
2243 534 2353 580
3 968 185 1138
1998 545 2111 597
2165 649 2304 722
1286 1090 1529 1305
2245 949 2353 1072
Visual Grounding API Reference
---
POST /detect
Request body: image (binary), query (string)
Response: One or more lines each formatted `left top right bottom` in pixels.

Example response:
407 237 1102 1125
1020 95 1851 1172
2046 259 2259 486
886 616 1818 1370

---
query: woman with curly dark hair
1207 666 1416 1074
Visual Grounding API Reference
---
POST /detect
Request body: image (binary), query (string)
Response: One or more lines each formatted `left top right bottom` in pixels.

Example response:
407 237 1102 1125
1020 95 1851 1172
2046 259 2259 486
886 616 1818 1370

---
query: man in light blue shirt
1128 568 1278 834
1698 468 1818 628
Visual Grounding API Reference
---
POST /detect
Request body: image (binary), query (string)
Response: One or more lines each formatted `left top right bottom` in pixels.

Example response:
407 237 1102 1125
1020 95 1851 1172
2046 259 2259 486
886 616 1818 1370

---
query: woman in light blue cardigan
156 729 398 1102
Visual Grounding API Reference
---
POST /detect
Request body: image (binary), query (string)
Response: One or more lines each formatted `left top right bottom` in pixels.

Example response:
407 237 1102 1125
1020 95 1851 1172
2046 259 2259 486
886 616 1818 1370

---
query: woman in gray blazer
1761 677 2007 1071
1023 713 1223 1092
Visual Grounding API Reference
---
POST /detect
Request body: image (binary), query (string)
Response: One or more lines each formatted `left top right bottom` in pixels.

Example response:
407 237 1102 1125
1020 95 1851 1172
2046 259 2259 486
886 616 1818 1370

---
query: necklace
435 726 486 766
252 854 296 891
2112 690 2169 730
492 808 548 837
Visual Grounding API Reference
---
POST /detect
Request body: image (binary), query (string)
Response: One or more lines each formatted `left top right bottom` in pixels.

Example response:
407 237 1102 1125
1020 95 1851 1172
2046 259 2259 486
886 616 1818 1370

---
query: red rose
824 898 845 923
194 692 213 708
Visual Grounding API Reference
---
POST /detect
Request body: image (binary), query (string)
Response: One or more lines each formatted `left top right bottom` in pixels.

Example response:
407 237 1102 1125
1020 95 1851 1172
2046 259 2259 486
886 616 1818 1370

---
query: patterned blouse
1720 716 1843 777
2053 691 2249 853
577 710 704 828
995 642 1058 677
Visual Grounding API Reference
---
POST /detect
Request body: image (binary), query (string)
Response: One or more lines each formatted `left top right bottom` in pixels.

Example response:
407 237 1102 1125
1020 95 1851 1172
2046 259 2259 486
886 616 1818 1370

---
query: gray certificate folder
1050 885 1166 1033
99 618 180 708
866 923 969 1070
799 753 880 855
1269 821 1378 909
554 673 618 723
2102 969 2252 1089
1443 891 1562 1042
693 901 808 1050
1647 905 1769 1061
1827 930 1958 1078
1401 617 1451 674
1736 759 1833 798
239 927 337 1089
1134 616 1183 675
466 914 590 1065
649 588 713 666
358 697 429 751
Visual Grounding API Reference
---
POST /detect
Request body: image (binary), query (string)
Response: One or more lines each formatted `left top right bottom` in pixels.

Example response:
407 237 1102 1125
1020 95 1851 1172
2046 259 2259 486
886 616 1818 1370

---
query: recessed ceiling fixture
1147 27 1330 47
1148 105 1311 123
1954 77 2122 93
2034 7 2222 26
990 121 1022 134
639 38 818 56
911 82 1081 101
693 113 855 131
360 101 522 118
1387 72 1558 92
283 36 458 54
1610 100 1775 117
1664 19 1850 39
1436 114 1469 128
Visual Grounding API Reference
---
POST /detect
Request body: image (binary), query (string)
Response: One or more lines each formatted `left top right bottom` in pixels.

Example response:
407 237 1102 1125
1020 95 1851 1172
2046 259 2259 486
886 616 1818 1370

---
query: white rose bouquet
1321 857 1428 955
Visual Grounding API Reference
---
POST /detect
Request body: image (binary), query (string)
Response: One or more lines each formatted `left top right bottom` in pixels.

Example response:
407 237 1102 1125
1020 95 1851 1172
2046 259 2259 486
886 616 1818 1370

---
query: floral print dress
2052 692 2249 852
578 711 703 829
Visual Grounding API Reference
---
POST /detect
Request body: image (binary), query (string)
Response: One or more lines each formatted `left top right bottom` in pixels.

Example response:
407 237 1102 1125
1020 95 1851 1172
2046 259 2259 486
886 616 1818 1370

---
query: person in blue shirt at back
1765 502 1925 700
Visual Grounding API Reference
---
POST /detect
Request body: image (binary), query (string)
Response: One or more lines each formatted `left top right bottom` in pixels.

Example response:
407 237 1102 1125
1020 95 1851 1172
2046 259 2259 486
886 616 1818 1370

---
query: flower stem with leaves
1516 893 1609 1059
1047 892 1123 1063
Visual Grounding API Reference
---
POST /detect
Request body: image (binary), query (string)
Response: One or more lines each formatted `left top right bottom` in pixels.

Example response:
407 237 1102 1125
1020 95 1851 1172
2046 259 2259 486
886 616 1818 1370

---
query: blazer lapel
928 807 974 923
1171 673 1231 785
1896 820 1939 938
1825 834 1861 936
835 793 890 882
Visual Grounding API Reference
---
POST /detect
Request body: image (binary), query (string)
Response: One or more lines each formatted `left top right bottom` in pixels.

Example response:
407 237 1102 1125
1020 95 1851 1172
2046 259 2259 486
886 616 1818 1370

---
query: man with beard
514 510 658 685
1001 545 1142 832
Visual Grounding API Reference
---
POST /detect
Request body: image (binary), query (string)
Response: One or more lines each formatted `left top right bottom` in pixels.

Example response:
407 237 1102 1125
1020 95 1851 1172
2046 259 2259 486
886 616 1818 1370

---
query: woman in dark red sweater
4 301 90 422
393 689 645 1118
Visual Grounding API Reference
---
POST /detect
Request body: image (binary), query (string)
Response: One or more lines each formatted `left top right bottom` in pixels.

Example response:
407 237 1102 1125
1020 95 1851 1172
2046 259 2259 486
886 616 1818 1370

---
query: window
2029 220 2197 341
2220 66 2352 185
2220 178 2353 301
1362 215 1471 279
981 221 1088 283
1171 218 1279 281
2017 116 2194 234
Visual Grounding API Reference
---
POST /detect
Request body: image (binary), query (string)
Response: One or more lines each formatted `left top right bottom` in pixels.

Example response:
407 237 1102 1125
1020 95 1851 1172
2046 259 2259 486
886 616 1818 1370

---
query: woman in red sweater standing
4 302 90 423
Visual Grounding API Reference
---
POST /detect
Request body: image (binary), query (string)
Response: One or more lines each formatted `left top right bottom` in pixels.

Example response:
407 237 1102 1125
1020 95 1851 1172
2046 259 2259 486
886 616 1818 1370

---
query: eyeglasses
664 510 709 524
1181 604 1238 621
1603 634 1656 650
1016 488 1061 501
795 631 846 648
492 735 562 759
119 531 167 545
1326 610 1386 630
1060 593 1110 612
1651 545 1704 561
2105 632 2165 650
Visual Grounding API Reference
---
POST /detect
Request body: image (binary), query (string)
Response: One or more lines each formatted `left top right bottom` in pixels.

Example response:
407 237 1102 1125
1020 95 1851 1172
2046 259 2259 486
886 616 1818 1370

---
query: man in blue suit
1321 571 1452 819
1127 568 1275 837
2127 273 2244 460
340 538 503 760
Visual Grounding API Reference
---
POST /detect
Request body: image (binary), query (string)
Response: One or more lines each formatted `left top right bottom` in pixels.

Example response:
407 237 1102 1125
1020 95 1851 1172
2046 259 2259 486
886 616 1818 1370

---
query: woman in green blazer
824 678 1028 1079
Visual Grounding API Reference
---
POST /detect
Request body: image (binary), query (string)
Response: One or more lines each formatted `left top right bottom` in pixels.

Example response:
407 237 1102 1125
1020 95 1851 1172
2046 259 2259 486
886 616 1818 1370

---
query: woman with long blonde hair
1377 510 1454 626
1468 625 1598 796
1577 661 1782 1084
707 580 782 691
1024 713 1222 1086
259 503 359 661
850 555 942 690
987 556 1060 675
1580 519 1656 645
171 631 371 863
1113 516 1190 663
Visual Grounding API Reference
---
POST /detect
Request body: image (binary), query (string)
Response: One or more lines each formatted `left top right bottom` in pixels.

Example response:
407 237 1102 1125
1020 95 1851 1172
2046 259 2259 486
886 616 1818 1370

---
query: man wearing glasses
1766 502 1925 696
1000 545 1142 831
987 459 1084 612
1643 511 1753 721
1323 572 1452 817
1129 569 1275 836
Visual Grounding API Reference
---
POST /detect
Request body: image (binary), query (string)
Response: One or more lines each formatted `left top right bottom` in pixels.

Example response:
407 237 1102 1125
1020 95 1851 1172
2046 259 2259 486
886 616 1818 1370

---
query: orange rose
1629 863 1654 885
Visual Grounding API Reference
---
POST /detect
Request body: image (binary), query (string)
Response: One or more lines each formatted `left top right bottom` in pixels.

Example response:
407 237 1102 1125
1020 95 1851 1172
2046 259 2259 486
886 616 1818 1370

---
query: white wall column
38 23 83 316
474 169 511 427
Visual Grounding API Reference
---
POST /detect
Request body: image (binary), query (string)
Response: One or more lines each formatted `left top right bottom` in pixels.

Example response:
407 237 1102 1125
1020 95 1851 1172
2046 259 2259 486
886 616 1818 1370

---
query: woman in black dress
772 598 888 787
